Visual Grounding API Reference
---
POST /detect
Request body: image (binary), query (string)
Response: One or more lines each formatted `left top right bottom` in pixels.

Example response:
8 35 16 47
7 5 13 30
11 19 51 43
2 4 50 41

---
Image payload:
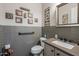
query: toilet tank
40 37 47 47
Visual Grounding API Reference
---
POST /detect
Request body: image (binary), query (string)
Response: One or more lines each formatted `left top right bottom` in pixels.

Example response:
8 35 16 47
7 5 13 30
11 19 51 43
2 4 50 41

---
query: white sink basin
52 40 74 49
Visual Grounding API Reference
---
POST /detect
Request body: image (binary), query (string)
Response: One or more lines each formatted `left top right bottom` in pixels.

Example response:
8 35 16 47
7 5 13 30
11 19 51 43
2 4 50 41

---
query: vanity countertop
43 38 79 56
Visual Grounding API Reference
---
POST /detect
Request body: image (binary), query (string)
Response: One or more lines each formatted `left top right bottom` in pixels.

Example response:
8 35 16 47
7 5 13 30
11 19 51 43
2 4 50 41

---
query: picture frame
34 18 38 23
28 13 33 18
28 18 33 24
5 12 13 19
24 13 28 18
15 17 22 23
20 7 30 11
15 9 22 16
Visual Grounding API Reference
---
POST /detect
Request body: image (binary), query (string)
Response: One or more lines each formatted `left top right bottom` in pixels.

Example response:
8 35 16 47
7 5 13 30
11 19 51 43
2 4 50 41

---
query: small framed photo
15 17 22 23
5 12 13 19
28 18 33 24
34 18 38 23
28 13 33 18
24 13 28 18
15 9 22 16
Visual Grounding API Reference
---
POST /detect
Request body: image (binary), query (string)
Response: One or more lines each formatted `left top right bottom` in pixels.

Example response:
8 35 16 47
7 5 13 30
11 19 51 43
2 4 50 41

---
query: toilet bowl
31 45 43 55
31 37 47 56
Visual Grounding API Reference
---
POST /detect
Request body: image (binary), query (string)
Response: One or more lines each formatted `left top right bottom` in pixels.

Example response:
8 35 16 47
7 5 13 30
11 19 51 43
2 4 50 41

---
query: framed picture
15 9 22 16
28 18 33 24
20 7 30 11
15 17 22 23
34 18 38 23
28 13 33 18
24 13 28 18
5 12 13 19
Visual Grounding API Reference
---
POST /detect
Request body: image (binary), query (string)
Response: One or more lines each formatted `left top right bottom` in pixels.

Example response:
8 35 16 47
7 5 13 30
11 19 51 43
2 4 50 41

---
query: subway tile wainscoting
0 25 41 56
42 26 79 44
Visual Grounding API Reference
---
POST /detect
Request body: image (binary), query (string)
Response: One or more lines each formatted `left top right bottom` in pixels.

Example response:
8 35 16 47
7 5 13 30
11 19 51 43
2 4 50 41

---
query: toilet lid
31 45 43 50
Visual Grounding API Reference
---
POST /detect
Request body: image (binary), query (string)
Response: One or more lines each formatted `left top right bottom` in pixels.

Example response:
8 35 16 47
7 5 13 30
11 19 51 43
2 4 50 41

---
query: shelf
44 7 50 26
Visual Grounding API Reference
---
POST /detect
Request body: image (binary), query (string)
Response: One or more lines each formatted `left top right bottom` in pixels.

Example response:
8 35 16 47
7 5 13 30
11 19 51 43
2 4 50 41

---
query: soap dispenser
44 34 47 38
55 34 58 39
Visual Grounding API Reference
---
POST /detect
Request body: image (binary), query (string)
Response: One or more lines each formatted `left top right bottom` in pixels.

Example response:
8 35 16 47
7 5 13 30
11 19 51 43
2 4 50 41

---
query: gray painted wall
0 26 41 56
0 26 4 48
42 26 79 43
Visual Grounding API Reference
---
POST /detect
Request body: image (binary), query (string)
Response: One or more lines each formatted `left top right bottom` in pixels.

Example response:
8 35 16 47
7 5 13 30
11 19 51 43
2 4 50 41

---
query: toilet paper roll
5 44 10 49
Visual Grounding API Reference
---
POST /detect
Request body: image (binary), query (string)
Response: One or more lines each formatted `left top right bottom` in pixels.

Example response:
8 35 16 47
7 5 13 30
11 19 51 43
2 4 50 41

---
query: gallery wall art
5 12 13 19
5 6 38 25
15 9 23 16
15 17 22 23
34 18 38 23
28 18 33 24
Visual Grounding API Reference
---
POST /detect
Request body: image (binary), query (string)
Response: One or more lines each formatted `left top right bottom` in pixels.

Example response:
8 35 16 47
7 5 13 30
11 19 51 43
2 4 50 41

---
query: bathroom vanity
43 38 79 56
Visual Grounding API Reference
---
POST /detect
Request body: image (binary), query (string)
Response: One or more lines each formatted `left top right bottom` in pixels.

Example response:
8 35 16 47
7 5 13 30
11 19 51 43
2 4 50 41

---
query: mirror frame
56 3 79 25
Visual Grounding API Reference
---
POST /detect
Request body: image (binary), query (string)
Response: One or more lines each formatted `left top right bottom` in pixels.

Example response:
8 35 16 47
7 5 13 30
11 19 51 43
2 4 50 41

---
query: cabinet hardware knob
51 50 54 52
57 53 60 56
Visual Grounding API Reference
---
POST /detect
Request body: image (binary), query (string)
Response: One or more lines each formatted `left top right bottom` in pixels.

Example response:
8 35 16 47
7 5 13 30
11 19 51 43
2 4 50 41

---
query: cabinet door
55 48 70 56
44 44 55 56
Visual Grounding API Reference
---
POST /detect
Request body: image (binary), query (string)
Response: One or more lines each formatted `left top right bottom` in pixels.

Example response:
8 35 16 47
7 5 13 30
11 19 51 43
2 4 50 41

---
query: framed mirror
57 3 79 25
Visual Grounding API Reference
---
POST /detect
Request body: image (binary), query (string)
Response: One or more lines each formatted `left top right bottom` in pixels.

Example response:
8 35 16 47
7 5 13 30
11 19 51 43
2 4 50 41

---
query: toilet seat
31 45 43 54
31 37 47 55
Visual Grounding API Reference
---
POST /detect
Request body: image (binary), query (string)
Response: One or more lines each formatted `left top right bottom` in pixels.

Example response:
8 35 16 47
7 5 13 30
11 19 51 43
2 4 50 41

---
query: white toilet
31 37 47 56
